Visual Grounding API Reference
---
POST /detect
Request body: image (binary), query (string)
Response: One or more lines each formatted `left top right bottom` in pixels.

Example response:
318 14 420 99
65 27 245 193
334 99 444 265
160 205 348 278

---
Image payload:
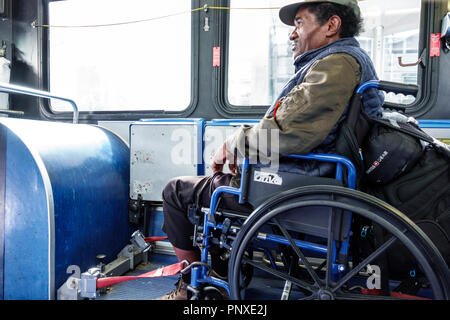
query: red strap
144 236 168 243
96 261 185 289
361 288 431 300
361 288 381 296
389 291 430 300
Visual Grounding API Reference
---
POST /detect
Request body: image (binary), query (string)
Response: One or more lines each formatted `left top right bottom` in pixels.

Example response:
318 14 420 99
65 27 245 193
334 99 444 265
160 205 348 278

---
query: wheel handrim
228 186 450 300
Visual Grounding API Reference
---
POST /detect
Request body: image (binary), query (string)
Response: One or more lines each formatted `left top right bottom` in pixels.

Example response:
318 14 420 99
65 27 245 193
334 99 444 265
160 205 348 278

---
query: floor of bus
96 252 432 300
96 253 179 300
96 252 307 300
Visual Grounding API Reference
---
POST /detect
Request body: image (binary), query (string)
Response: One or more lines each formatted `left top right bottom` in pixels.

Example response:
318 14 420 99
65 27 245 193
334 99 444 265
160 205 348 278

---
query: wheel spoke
273 217 322 287
242 257 317 294
229 187 449 300
332 236 397 293
281 257 296 300
281 280 292 300
325 211 335 289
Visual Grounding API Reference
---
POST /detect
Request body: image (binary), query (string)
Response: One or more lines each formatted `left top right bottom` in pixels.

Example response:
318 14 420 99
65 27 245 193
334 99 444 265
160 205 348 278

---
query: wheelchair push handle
356 80 418 97
378 80 419 97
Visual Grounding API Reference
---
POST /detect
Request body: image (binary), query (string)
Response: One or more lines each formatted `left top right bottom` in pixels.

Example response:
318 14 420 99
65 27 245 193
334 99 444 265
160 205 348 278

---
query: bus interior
0 0 450 301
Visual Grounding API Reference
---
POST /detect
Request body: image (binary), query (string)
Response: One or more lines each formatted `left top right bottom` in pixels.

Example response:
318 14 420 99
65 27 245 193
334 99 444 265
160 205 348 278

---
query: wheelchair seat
245 164 343 208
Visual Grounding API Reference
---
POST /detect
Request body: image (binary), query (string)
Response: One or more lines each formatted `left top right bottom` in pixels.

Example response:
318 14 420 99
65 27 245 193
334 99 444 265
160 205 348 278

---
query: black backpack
362 121 423 185
367 145 450 273
336 91 450 275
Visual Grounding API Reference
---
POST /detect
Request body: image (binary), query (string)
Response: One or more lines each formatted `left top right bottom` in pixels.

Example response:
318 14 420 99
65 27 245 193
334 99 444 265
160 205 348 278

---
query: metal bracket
57 265 82 300
79 268 101 299
57 230 153 300
118 244 136 270
118 230 151 270
130 230 150 252
57 275 81 300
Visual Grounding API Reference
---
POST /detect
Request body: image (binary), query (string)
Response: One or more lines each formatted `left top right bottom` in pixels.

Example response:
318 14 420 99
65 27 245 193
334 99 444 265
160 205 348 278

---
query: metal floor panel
97 254 179 300
95 253 306 300
96 253 423 300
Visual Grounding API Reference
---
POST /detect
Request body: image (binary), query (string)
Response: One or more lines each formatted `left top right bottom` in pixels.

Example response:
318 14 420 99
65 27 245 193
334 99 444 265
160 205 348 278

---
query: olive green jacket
225 53 361 187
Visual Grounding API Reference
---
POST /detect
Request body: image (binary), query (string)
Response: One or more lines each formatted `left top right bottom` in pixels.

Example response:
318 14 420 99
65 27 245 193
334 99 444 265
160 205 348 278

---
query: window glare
228 0 293 106
49 0 191 112
227 0 422 106
358 0 421 104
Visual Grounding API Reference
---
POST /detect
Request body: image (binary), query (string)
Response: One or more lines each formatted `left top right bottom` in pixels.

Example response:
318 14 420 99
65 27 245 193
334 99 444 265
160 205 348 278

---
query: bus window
227 0 293 107
227 0 422 108
358 0 421 105
48 0 191 112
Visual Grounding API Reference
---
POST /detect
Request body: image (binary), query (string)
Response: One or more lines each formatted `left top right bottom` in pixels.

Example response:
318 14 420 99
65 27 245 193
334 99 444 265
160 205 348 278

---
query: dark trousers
162 172 253 252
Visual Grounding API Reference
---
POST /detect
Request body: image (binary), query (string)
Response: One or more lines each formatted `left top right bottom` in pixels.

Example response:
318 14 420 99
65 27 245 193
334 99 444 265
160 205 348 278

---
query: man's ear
326 15 342 37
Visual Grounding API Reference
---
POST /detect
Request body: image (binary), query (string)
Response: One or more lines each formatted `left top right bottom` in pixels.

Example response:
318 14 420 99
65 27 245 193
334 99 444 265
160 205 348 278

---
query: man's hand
211 142 237 174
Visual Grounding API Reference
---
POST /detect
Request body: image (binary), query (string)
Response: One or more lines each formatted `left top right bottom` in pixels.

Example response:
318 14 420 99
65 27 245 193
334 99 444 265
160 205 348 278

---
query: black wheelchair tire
228 185 450 300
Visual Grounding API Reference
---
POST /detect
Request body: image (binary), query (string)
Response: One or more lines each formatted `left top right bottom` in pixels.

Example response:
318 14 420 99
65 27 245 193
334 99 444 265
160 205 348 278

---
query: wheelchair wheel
228 185 450 300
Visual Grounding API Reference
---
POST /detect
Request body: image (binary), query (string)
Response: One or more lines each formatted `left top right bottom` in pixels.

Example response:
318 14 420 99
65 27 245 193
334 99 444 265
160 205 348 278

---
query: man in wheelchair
156 0 390 300
160 0 450 300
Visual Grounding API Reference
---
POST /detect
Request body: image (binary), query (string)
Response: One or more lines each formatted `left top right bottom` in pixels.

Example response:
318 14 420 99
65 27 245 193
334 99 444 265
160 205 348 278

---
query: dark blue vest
262 37 384 176
268 37 384 154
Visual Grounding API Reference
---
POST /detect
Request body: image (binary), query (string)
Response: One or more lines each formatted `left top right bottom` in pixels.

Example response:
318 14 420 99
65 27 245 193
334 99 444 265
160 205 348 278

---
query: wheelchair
183 81 450 300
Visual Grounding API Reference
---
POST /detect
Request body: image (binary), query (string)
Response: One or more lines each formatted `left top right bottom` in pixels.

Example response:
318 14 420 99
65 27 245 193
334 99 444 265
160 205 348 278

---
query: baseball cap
279 0 361 26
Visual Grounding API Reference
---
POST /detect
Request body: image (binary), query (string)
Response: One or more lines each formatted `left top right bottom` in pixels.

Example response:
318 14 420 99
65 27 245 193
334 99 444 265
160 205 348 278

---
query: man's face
289 6 330 59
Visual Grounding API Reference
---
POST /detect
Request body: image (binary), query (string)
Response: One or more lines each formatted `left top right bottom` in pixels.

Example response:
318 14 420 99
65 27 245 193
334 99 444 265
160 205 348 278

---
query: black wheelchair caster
188 286 225 300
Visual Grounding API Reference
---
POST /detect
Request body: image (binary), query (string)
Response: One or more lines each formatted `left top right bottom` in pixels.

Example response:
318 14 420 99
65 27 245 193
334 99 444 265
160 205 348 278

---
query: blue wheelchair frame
188 81 384 296
189 154 356 297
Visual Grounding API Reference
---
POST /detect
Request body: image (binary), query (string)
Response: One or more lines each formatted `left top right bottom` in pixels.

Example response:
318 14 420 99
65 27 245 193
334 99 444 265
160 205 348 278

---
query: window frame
211 0 268 118
213 0 441 118
39 0 200 122
400 0 446 118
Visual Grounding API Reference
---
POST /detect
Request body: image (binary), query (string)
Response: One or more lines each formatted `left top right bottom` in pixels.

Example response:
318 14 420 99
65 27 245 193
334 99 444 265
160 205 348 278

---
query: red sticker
430 33 441 57
213 46 221 67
